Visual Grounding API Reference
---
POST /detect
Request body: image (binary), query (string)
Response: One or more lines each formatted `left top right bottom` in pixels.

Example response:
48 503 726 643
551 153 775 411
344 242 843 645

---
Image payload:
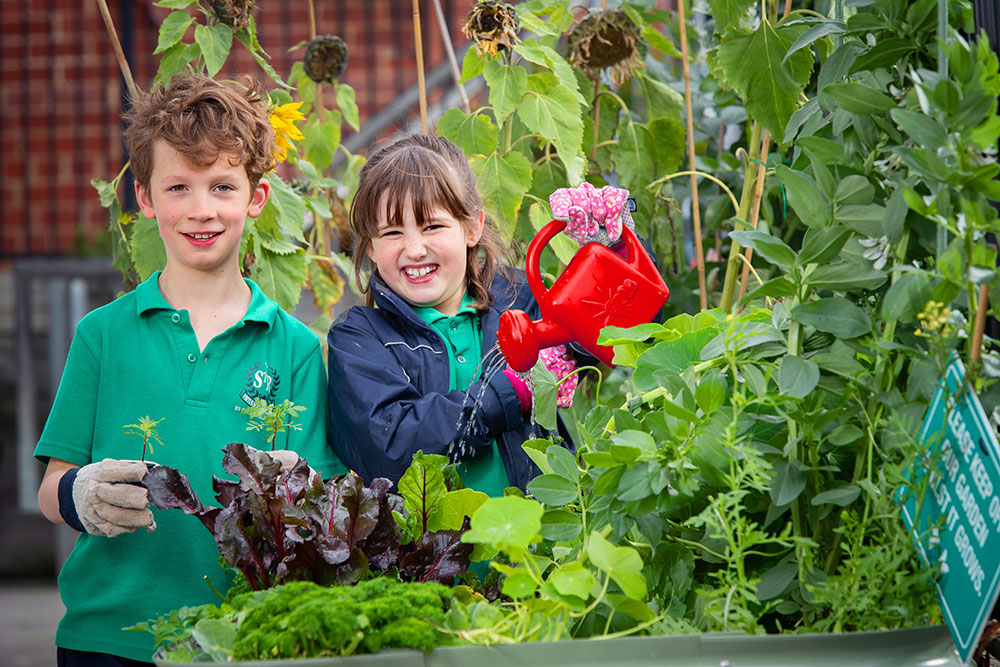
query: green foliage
240 398 304 451
96 1 357 317
151 578 459 662
122 415 165 462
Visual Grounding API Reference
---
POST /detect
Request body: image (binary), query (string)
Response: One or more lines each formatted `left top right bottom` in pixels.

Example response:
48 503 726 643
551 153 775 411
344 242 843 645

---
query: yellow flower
269 101 306 163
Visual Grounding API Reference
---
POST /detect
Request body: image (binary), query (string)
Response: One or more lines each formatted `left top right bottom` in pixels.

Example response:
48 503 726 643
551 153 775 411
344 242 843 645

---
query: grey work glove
71 459 156 537
268 450 321 485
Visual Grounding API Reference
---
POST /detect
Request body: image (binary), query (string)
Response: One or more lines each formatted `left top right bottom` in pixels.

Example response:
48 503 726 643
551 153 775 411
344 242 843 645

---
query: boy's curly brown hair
124 73 276 191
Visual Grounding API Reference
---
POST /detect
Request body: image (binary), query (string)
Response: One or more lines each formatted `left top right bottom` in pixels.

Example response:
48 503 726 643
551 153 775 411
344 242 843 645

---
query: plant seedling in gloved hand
122 415 165 463
241 398 304 450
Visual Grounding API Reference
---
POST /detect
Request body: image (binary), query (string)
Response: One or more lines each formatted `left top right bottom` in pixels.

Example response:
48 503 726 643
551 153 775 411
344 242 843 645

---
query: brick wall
0 0 470 258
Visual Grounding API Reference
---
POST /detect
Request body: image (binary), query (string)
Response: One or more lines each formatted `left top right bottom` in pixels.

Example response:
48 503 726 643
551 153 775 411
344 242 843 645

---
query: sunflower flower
269 101 306 163
462 0 521 58
566 9 643 87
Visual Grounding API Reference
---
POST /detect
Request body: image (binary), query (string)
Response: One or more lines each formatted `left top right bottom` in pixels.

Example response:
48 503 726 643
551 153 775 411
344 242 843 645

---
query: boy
35 73 344 665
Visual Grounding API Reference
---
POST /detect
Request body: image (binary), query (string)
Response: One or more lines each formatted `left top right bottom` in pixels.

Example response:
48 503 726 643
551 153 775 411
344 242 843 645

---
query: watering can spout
498 219 669 373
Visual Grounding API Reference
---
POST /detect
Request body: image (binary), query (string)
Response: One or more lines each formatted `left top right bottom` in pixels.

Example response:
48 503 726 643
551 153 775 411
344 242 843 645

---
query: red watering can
498 219 670 373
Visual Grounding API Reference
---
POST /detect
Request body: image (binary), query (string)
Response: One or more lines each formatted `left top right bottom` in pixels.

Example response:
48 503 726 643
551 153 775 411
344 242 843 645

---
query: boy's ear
247 179 271 218
466 209 486 247
135 183 155 220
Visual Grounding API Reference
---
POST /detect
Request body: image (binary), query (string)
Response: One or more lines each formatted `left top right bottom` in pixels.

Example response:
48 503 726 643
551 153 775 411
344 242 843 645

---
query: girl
327 134 642 494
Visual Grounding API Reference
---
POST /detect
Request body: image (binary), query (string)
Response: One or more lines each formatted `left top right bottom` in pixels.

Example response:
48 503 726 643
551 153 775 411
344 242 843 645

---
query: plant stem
647 171 741 215
720 123 764 312
677 0 707 309
96 0 139 101
737 130 771 307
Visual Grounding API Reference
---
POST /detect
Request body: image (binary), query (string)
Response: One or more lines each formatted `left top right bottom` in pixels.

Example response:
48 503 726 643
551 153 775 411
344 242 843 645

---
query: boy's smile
135 140 269 277
368 200 483 317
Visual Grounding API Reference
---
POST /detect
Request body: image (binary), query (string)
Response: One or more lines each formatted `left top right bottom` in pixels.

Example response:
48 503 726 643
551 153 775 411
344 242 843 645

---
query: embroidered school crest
239 362 280 408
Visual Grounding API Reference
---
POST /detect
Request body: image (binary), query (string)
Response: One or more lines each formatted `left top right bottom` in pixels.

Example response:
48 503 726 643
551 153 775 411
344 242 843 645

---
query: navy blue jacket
327 270 572 489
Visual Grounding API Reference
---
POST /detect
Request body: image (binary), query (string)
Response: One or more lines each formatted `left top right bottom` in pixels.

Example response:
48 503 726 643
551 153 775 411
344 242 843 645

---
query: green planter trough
154 625 964 666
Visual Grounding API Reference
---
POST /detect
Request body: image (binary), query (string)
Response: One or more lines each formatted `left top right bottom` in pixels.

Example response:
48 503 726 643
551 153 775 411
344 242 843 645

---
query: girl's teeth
189 233 218 240
406 266 433 278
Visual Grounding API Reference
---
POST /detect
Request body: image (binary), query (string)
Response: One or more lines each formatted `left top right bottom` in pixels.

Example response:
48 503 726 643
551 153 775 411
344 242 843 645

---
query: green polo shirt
413 294 509 498
34 271 345 662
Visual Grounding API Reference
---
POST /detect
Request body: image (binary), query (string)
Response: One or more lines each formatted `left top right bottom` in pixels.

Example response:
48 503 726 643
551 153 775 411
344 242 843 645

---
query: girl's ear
247 179 271 218
466 208 486 247
135 183 155 220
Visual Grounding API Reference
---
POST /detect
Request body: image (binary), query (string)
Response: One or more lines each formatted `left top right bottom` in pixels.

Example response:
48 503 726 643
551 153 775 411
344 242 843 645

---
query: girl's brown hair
349 134 509 311
123 73 276 191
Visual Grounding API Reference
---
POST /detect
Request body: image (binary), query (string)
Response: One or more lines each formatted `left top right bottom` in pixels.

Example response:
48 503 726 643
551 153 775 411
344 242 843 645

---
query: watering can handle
525 219 645 298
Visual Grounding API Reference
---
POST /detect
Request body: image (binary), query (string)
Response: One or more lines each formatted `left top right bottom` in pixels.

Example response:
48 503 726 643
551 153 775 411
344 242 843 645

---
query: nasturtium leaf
730 230 798 270
427 488 490 532
587 531 647 600
634 328 720 391
778 355 820 398
756 562 798 601
770 459 807 506
548 562 596 599
483 60 527 123
707 22 814 141
527 473 578 506
194 23 232 77
437 108 498 157
250 246 305 312
605 594 657 622
810 483 861 506
792 297 872 338
775 166 831 227
599 323 667 344
190 618 236 662
462 496 544 553
154 11 194 55
823 82 896 114
701 321 785 360
500 566 538 599
807 263 887 291
470 151 532 239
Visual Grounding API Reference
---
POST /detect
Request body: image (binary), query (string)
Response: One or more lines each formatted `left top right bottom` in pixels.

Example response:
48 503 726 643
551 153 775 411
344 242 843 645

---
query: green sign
899 356 1000 664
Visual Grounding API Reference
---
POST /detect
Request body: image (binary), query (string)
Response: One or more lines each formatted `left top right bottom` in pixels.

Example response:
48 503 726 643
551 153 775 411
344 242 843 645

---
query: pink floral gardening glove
539 345 578 408
549 182 635 247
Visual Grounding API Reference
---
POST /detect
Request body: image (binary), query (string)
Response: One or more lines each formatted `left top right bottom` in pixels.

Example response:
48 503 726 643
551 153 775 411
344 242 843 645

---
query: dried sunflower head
208 0 256 31
462 0 521 58
304 35 349 83
566 9 643 87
